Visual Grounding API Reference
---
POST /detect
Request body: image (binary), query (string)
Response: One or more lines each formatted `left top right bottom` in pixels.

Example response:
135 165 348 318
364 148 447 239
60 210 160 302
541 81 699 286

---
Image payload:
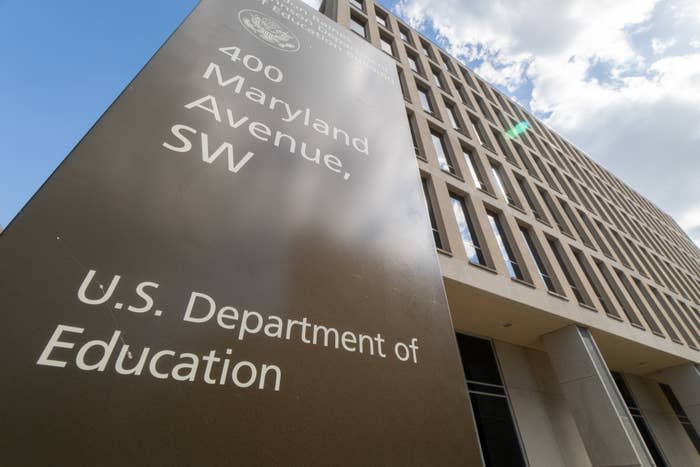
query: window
450 195 485 264
659 383 700 454
421 40 432 59
462 67 477 89
633 279 679 341
538 189 567 233
491 165 516 206
397 67 408 101
595 261 643 327
580 211 612 256
612 372 668 467
380 36 394 56
431 131 456 175
560 201 591 245
491 129 518 166
349 0 364 11
407 113 421 156
548 238 586 304
615 269 663 335
375 9 387 27
474 94 494 122
454 82 474 109
456 334 527 467
572 250 614 314
421 179 443 249
399 27 410 43
417 85 434 114
520 227 555 291
431 67 445 89
464 148 486 190
444 100 461 130
470 116 492 149
441 53 455 73
513 144 540 179
407 52 420 74
515 177 542 220
487 211 523 280
350 15 366 37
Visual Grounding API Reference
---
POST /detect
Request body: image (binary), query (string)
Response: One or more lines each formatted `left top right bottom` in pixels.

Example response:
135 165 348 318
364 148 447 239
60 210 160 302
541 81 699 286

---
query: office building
321 0 700 464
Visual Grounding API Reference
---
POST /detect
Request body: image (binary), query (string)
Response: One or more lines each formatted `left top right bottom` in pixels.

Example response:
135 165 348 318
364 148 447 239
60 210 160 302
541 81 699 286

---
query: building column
542 325 655 467
659 363 700 430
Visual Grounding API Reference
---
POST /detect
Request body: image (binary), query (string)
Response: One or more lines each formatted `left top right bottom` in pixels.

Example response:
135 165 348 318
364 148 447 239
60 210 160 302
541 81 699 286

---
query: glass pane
470 393 527 467
464 150 483 189
450 197 484 264
431 132 453 174
487 212 522 280
350 18 365 37
455 334 502 385
380 38 393 55
418 88 433 113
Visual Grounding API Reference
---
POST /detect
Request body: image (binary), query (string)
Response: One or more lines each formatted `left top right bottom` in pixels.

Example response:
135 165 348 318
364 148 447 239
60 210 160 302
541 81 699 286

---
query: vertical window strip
421 179 443 250
520 227 556 291
450 195 485 265
487 212 523 280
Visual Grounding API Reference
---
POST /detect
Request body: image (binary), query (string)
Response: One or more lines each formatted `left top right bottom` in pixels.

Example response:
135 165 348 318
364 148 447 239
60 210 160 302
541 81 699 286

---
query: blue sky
0 0 197 228
2 0 700 247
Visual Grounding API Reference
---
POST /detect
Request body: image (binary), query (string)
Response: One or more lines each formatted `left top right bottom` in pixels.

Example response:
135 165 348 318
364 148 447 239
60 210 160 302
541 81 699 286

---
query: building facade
321 0 700 465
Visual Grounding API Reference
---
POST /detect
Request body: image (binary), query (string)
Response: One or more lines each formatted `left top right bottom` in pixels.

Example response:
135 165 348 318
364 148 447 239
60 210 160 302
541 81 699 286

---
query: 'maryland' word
210 47 370 156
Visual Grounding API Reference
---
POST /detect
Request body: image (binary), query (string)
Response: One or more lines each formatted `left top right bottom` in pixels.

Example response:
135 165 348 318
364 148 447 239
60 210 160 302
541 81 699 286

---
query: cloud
394 0 700 248
651 37 676 54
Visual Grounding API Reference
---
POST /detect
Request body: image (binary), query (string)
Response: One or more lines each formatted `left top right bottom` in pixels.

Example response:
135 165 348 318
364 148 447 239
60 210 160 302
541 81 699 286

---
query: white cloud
394 0 700 247
651 37 676 54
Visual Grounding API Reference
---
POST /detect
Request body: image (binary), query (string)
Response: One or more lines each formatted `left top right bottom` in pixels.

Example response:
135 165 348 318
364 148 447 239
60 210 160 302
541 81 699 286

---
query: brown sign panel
0 0 472 464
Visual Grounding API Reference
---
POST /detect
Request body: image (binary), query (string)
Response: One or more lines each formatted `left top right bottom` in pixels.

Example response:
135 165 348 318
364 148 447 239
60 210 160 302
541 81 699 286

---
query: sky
1 0 699 247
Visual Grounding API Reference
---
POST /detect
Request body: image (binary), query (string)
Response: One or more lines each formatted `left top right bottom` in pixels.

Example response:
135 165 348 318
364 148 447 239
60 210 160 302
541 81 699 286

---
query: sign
0 0 473 464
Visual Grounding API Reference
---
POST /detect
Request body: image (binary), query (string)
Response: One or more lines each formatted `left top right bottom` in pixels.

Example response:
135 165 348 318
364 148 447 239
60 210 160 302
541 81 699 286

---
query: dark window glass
487 211 523 280
520 227 555 292
375 10 387 27
407 113 420 156
432 67 445 89
516 177 542 220
399 28 410 43
456 334 526 467
573 250 615 315
470 117 492 149
659 383 700 454
421 179 442 249
397 68 408 101
549 239 585 304
450 196 485 264
612 372 668 467
421 41 432 58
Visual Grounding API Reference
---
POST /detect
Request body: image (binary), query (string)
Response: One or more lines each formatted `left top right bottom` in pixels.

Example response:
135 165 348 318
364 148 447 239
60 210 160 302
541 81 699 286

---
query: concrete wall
495 340 592 467
626 374 700 466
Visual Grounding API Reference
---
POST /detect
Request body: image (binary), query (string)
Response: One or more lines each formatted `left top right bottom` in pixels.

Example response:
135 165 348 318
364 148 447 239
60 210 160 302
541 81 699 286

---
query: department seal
238 9 300 52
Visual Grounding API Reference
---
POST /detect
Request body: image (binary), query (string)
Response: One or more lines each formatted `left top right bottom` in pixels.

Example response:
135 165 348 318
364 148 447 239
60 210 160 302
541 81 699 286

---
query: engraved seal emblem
238 9 300 52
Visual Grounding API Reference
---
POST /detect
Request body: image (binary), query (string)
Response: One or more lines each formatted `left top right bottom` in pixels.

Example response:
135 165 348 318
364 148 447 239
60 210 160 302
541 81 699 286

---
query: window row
406 102 700 307
421 178 700 348
348 1 700 311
